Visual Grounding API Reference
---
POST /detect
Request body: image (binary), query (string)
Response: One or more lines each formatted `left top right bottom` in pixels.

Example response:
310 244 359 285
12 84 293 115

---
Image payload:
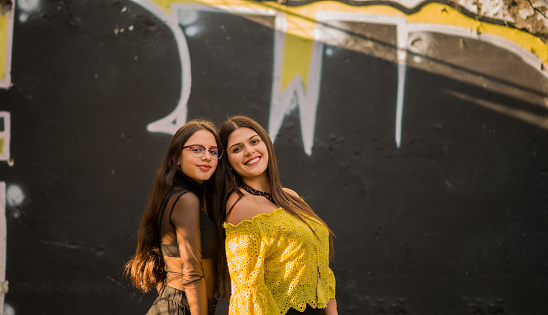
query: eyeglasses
182 145 224 159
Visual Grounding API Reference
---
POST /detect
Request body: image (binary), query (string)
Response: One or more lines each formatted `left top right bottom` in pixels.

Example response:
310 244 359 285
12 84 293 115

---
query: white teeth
246 157 259 165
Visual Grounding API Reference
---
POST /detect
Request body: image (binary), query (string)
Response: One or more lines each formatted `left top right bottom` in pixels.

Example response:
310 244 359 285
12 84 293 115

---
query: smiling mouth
198 165 211 170
245 157 260 165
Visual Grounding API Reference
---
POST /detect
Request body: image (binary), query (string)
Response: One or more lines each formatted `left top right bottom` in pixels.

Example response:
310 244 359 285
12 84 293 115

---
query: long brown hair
217 115 335 257
124 119 228 296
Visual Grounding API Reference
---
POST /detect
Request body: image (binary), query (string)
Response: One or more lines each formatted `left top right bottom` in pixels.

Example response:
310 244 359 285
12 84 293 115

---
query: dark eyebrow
229 134 259 150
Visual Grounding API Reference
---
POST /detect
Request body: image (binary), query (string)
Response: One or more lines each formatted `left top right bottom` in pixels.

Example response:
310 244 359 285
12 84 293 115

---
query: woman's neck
241 174 271 193
173 168 206 196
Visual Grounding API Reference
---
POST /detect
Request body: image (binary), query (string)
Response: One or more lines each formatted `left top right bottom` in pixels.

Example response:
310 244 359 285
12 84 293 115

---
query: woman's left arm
324 299 338 315
171 193 208 315
283 188 337 314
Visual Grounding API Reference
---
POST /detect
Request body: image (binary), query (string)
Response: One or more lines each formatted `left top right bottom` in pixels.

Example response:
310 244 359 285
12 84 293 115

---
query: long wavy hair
124 119 229 297
216 115 335 258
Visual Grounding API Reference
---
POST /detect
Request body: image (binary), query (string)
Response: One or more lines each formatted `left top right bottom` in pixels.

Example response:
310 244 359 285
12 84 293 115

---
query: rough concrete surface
0 1 547 314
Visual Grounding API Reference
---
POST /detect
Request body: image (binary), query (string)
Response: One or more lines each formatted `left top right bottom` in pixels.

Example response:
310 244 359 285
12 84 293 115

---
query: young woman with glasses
216 116 338 315
125 119 228 315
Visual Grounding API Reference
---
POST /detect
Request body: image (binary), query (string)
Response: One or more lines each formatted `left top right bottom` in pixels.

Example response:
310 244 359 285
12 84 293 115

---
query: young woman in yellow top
217 116 338 315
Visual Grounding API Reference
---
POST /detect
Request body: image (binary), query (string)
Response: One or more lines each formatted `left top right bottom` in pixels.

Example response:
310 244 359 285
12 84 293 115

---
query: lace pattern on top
223 208 336 315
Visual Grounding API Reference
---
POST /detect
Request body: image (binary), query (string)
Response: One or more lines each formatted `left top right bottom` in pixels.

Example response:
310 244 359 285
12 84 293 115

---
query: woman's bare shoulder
227 190 284 225
226 191 255 225
282 187 300 199
226 191 241 212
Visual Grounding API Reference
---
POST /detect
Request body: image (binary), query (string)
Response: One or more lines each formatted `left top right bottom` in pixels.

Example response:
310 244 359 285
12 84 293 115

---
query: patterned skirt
146 285 218 315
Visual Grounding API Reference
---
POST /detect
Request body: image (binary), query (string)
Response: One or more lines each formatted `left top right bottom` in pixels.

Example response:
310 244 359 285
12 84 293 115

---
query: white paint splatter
3 303 15 315
10 209 20 219
185 26 200 37
18 0 40 12
407 32 433 64
18 0 41 23
325 48 334 57
18 13 29 23
6 185 23 207
178 9 199 26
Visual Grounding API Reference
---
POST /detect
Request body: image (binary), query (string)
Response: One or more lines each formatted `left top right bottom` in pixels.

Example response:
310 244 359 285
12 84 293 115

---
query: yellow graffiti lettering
0 13 6 83
0 8 14 89
145 0 547 88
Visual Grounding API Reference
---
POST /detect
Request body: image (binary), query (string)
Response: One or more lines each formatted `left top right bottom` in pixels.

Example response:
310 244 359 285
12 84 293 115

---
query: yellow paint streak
282 34 314 90
279 5 321 90
153 0 274 14
0 13 7 81
407 3 548 63
147 0 548 67
0 138 4 155
153 0 180 13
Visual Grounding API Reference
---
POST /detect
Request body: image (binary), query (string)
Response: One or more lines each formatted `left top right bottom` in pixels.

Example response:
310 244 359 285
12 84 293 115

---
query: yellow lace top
223 207 336 315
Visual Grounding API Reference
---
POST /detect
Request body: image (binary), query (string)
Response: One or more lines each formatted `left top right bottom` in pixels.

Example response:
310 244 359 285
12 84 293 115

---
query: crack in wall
271 0 548 43
506 0 548 42
40 239 106 256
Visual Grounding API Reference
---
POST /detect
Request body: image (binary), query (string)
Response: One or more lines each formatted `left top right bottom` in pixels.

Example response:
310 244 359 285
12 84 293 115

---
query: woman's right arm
225 221 279 314
171 193 207 315
324 299 338 315
224 199 279 314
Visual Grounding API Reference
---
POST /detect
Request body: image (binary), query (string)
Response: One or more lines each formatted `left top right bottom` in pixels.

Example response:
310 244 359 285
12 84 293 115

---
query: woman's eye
232 147 241 153
251 139 259 145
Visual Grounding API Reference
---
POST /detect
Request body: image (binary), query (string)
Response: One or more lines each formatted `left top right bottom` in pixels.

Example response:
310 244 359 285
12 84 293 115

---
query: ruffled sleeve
327 266 337 306
224 219 279 315
170 192 207 315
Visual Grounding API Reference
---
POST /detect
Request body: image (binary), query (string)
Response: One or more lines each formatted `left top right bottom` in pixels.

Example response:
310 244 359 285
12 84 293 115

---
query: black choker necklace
238 182 274 202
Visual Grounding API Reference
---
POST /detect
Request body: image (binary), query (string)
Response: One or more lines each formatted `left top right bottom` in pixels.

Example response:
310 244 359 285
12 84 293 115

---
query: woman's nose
202 150 212 161
243 144 254 156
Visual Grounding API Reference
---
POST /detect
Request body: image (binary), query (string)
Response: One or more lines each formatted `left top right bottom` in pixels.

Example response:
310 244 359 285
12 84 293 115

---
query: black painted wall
1 1 547 314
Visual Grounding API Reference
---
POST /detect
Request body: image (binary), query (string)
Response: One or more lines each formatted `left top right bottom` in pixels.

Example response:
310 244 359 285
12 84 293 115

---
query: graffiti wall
0 0 547 314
